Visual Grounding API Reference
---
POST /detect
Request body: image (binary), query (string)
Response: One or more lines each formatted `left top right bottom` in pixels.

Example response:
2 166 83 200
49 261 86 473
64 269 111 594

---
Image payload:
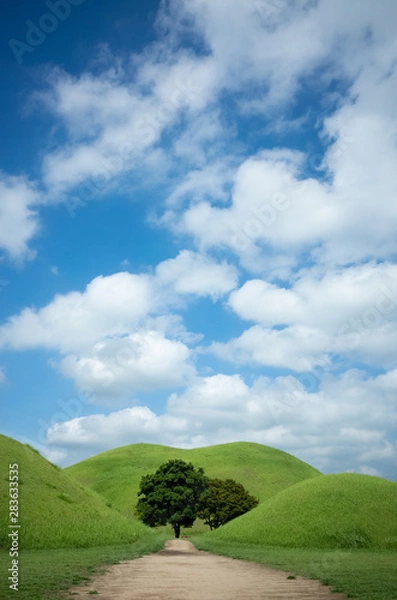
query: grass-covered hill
65 441 321 517
208 472 397 549
0 434 150 550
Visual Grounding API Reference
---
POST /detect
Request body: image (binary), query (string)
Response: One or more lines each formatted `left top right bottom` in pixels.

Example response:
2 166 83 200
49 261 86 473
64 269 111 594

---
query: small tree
136 459 208 538
198 478 258 530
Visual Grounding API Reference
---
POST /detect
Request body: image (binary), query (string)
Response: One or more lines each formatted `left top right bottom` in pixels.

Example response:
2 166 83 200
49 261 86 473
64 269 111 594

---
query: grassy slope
207 473 397 549
0 434 150 549
65 441 321 516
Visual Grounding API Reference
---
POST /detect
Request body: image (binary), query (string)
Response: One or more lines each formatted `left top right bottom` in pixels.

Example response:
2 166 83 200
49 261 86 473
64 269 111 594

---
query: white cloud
173 114 397 270
163 159 234 208
38 50 217 196
45 369 397 479
228 278 304 326
212 324 330 371
315 58 397 266
36 0 383 201
148 2 397 273
356 466 381 477
156 250 238 300
211 262 397 371
46 406 188 450
43 144 110 194
173 150 311 253
59 331 195 400
0 270 196 400
0 272 153 354
0 173 40 261
161 0 397 111
0 251 237 356
0 252 238 399
0 366 5 384
170 113 230 170
236 263 397 329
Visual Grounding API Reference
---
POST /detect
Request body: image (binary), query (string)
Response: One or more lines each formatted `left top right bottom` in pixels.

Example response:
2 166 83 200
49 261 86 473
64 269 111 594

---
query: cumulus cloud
211 263 397 371
46 406 188 450
0 269 194 399
0 252 237 399
0 251 236 354
1 271 190 401
0 173 40 261
172 118 397 271
173 151 310 254
212 325 331 372
147 2 397 273
59 331 195 400
0 272 153 354
156 250 238 300
227 265 397 330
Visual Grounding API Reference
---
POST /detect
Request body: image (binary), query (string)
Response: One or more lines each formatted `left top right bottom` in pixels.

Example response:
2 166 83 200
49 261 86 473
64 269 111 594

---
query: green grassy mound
0 434 150 550
208 473 397 549
65 441 321 517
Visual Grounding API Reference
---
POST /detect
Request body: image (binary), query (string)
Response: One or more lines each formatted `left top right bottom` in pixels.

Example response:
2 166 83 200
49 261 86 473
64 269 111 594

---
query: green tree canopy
136 459 208 538
198 478 259 530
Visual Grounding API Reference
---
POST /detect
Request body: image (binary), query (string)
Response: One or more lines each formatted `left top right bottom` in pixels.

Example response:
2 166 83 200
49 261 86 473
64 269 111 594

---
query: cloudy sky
1 0 396 479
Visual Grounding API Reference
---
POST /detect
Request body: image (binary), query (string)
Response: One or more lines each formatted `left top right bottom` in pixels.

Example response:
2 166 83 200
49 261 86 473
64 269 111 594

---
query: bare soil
68 539 347 599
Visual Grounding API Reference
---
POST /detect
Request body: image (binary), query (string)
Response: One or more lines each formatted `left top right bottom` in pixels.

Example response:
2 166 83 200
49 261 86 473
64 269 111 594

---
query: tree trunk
174 523 181 538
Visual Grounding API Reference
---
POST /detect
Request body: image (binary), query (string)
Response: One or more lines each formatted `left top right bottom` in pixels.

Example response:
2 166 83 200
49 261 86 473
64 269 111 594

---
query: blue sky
1 0 396 480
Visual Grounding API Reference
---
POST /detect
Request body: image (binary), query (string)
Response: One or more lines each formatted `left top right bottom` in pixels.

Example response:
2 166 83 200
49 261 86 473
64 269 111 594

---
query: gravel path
68 539 347 599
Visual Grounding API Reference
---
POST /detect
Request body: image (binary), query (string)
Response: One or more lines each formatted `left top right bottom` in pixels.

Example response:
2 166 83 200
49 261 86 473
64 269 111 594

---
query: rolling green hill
207 473 397 549
0 434 150 549
65 441 321 517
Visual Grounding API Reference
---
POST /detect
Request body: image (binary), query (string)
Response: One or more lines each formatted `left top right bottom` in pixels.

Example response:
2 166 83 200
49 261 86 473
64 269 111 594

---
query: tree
198 478 258 530
136 459 208 538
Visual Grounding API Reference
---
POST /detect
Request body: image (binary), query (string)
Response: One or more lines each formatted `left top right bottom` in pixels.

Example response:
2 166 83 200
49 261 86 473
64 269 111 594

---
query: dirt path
68 539 347 599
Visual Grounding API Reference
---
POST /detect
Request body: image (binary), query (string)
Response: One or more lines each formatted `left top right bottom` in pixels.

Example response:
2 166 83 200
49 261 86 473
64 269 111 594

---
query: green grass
191 538 397 600
0 435 151 549
205 473 397 549
0 534 169 600
65 441 321 518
